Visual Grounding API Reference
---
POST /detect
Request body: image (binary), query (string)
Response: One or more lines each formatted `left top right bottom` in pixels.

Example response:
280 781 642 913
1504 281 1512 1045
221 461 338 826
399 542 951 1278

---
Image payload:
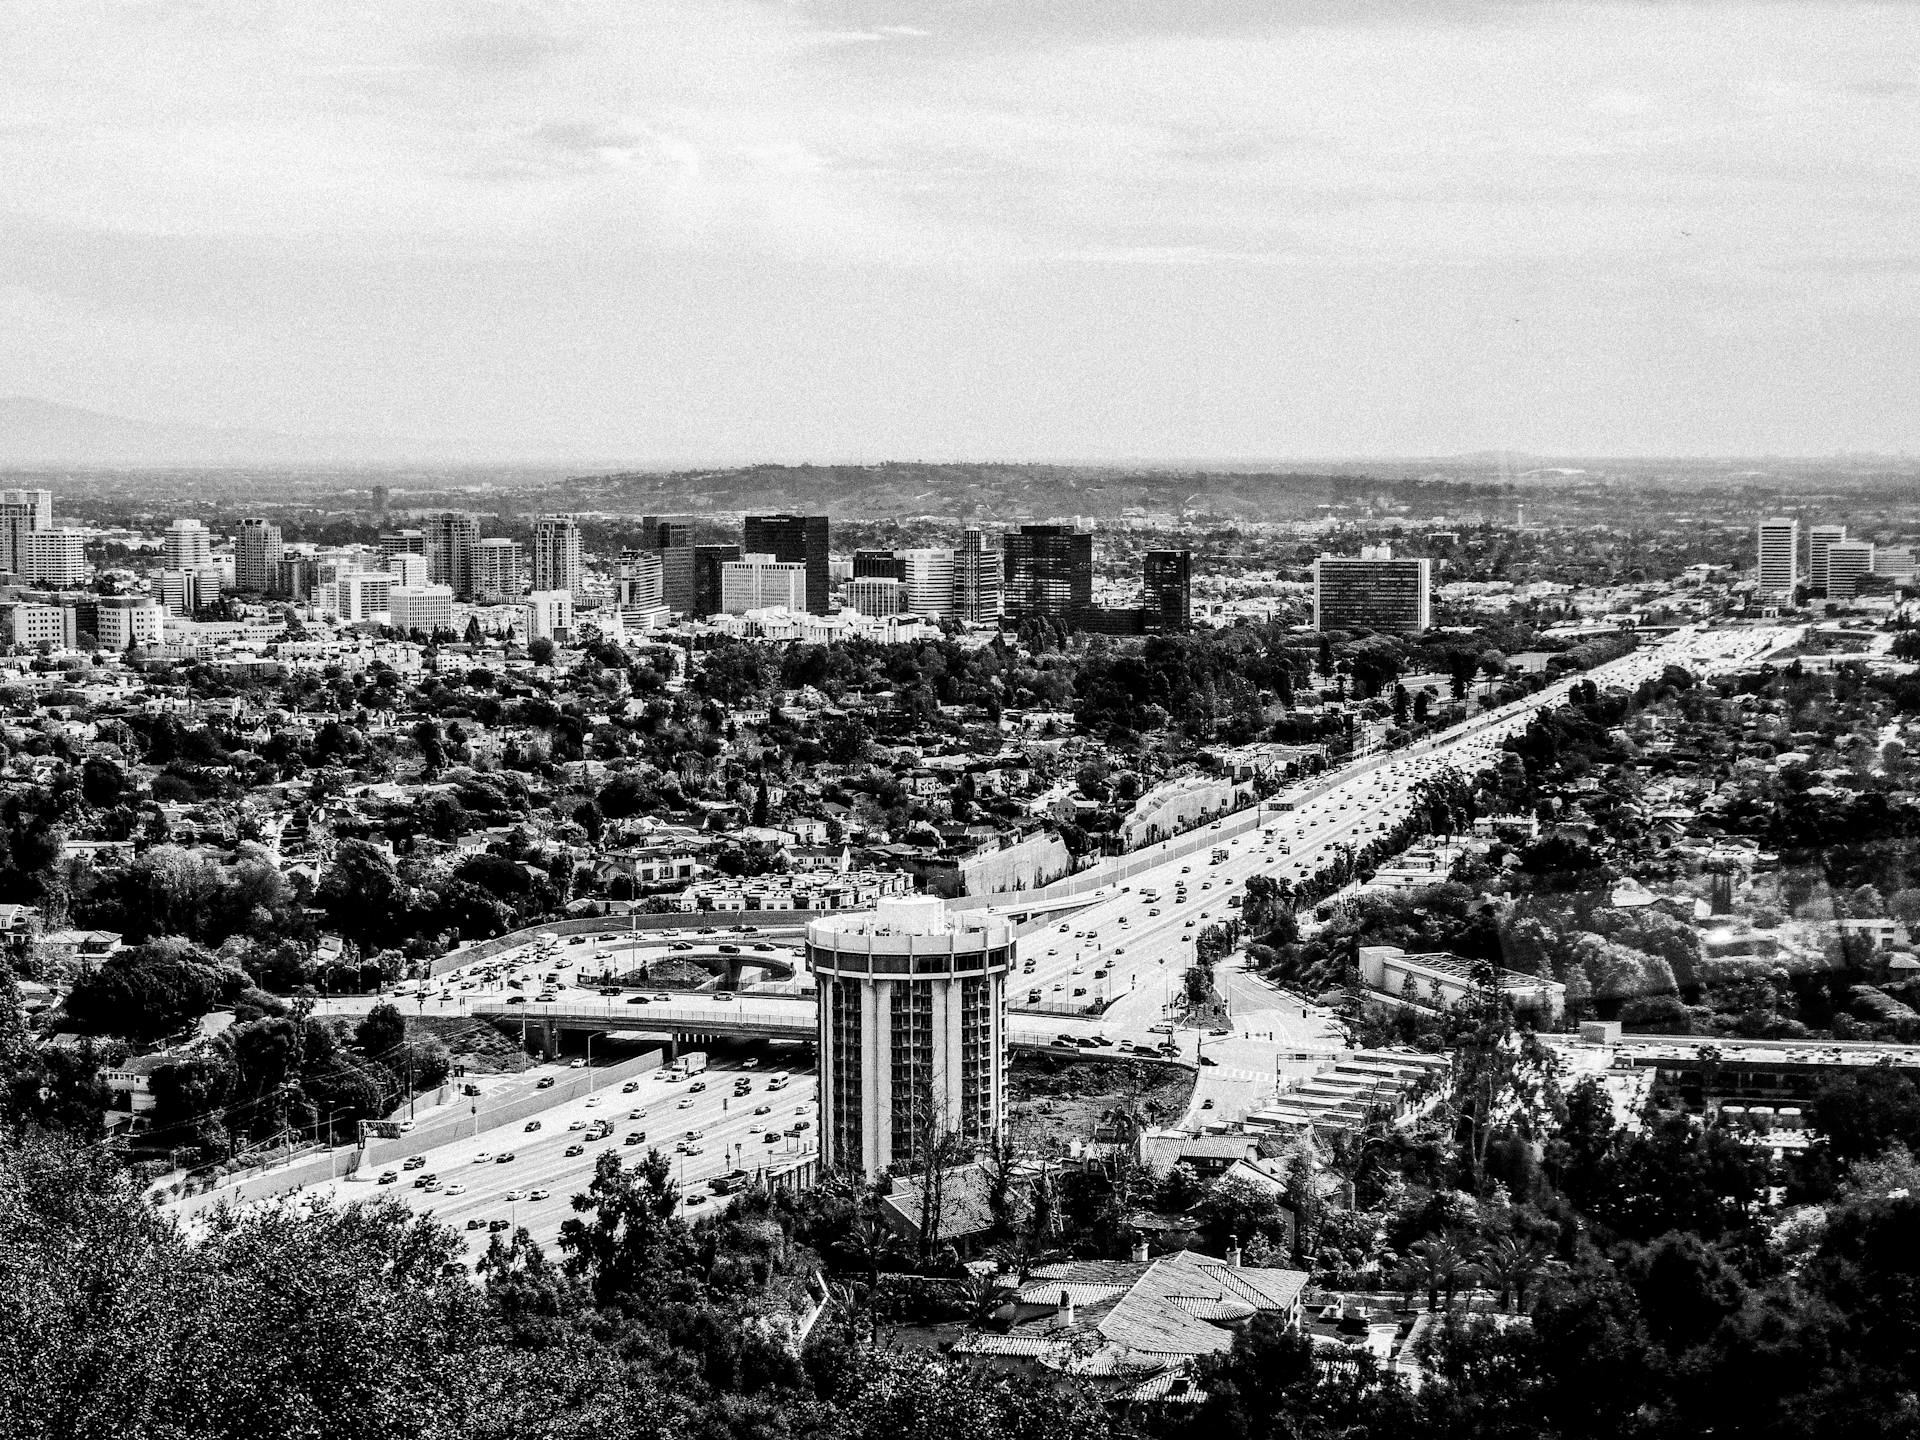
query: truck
1210 847 1230 864
676 1051 709 1079
1138 886 1159 903
765 1070 790 1091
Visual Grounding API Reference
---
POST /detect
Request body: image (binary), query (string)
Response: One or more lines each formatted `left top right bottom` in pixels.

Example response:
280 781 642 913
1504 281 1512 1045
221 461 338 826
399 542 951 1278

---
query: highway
291 623 1800 1169
266 1043 819 1264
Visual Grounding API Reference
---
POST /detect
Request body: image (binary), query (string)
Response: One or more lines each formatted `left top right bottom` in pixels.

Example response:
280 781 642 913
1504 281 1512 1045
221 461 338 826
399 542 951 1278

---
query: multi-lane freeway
261 623 1802 1199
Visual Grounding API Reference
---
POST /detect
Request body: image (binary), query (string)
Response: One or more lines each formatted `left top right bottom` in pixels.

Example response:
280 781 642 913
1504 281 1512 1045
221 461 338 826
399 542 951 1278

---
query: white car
472 1151 494 1164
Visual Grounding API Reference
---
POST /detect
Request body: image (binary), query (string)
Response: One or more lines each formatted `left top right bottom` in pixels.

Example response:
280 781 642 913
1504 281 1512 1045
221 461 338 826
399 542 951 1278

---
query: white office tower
476 538 524 598
897 548 956 618
1808 524 1846 594
332 572 393 622
233 518 284 593
386 552 429 587
531 516 584 603
162 519 213 571
848 577 906 617
1756 517 1800 598
0 489 52 575
721 554 809 614
159 570 202 618
388 583 455 635
524 589 573 642
25 529 88 587
1825 540 1874 602
809 896 1011 1179
95 597 165 650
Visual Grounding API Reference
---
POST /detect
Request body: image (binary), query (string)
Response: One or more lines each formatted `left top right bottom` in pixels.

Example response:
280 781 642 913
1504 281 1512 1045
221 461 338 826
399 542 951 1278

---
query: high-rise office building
852 549 904 581
271 557 320 602
388 584 455 636
378 529 427 561
618 550 665 610
808 896 1011 1179
0 489 52 576
954 529 1002 623
897 548 956 618
847 577 906 617
233 518 284 593
1756 517 1800 598
1144 549 1193 628
387 552 429 588
91 596 165 651
743 514 829 615
162 519 213 572
1312 548 1431 634
332 572 393 622
640 515 694 550
159 570 203 618
531 516 584 604
721 555 809 614
1807 524 1846 595
693 544 741 617
1002 525 1092 620
423 512 480 600
475 538 523 598
1825 540 1874 602
25 529 88 588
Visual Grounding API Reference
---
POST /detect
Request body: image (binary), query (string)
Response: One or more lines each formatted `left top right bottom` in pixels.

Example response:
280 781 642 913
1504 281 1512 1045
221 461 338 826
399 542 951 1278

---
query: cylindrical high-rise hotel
808 897 1011 1178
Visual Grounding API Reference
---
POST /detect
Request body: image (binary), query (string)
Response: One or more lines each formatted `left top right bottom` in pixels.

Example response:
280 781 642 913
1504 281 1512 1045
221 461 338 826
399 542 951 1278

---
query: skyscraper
25 529 88 588
531 515 584 603
475 538 524 598
1825 540 1874 602
954 528 1002 623
743 514 829 614
423 512 481 600
0 489 52 576
162 519 213 572
1144 549 1193 628
1312 548 1431 633
233 518 284 593
1808 524 1847 595
721 555 809 614
693 544 741 617
1002 524 1092 619
852 549 905 581
897 548 956 618
1756 517 1800 598
378 528 426 561
809 897 1010 1179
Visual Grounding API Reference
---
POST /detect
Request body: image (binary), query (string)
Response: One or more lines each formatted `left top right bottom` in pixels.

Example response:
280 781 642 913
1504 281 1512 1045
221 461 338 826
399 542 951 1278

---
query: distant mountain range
0 397 478 468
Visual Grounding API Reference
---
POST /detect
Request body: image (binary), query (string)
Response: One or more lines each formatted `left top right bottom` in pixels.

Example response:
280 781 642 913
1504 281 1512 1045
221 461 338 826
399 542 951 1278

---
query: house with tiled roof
954 1248 1307 1399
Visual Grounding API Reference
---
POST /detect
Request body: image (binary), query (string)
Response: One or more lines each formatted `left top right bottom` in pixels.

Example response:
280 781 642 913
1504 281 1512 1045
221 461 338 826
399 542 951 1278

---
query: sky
2 0 1917 461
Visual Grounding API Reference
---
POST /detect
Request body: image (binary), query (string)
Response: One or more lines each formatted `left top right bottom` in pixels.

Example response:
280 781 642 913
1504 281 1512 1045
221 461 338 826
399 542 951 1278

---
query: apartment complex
1313 548 1431 633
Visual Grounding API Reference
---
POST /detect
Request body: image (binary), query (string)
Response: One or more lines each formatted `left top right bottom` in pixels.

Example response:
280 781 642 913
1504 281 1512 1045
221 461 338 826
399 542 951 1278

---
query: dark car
495 1151 516 1163
626 995 650 1004
536 1076 556 1089
506 995 528 1005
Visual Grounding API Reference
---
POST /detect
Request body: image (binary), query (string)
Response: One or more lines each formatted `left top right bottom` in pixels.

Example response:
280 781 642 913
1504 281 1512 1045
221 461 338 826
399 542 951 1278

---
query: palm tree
1475 1233 1555 1313
1403 1233 1472 1311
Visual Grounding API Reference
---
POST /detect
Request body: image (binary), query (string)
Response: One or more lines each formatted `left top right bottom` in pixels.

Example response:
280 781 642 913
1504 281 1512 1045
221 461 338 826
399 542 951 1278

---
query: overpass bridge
473 995 1121 1059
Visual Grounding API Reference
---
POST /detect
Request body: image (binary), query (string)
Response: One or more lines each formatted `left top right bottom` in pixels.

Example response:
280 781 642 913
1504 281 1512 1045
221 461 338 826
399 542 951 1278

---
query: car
585 1096 601 1108
1056 1033 1079 1047
1072 987 1086 997
1181 866 1191 874
754 1103 771 1115
688 1081 706 1093
654 994 672 1002
565 1144 585 1157
505 1189 525 1201
1201 1098 1215 1110
568 1118 587 1130
1149 1022 1174 1034
625 1131 646 1145
403 1155 426 1170
1058 923 1071 933
466 1218 485 1231
671 941 692 951
621 1080 640 1093
598 986 621 997
714 992 735 1003
506 995 528 1005
685 1193 708 1207
413 1174 437 1188
1071 965 1083 975
795 1104 808 1114
792 1119 810 1131
628 1107 647 1119
626 994 651 1004
535 994 556 1003
529 1189 550 1201
488 1219 511 1233
1028 989 1042 1003
495 1151 515 1163
678 1097 696 1109
718 944 740 955
1148 907 1161 917
763 1132 779 1144
1199 1056 1218 1067
445 1183 468 1196
684 1143 705 1156
378 1170 398 1185
1185 919 1195 928
752 942 775 952
1093 969 1107 979
473 1151 495 1163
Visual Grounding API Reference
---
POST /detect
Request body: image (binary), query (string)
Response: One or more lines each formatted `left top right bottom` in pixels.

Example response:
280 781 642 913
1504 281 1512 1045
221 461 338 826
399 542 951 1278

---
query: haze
3 1 1917 462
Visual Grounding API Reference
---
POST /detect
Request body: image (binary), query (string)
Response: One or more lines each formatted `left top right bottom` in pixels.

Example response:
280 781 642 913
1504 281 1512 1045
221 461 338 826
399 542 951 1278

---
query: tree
354 1001 406 1061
